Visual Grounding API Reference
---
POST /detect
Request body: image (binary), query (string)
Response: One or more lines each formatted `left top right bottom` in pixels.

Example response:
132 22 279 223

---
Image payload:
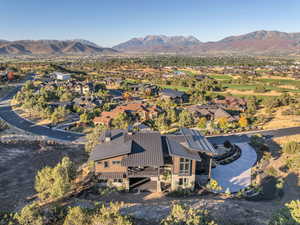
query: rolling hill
0 39 118 55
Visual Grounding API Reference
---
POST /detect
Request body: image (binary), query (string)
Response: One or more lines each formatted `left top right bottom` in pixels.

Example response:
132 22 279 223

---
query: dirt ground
224 89 281 96
0 141 86 212
260 106 300 129
77 190 277 225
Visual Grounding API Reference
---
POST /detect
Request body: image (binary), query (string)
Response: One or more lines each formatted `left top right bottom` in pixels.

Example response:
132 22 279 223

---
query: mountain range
2 30 300 55
113 31 300 55
0 39 117 55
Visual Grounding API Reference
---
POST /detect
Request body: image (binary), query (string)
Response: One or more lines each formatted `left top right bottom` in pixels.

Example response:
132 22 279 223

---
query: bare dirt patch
261 106 300 129
0 141 86 212
224 89 281 96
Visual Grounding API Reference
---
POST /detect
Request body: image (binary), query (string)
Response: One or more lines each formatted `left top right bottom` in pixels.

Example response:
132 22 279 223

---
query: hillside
114 30 300 55
113 35 201 53
0 39 118 55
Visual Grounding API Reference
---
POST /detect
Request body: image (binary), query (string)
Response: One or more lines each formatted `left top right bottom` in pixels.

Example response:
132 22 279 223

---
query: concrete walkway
211 143 257 193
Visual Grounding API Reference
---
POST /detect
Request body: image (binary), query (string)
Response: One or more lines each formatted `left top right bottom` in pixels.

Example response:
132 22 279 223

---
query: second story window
104 161 109 168
179 158 191 175
112 161 121 165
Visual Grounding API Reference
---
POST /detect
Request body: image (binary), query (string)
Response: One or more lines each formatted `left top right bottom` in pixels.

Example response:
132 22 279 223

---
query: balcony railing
127 167 159 177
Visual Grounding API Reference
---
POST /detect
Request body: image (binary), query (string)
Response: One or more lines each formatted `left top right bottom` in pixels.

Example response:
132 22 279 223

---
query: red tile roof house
93 102 162 127
89 128 219 192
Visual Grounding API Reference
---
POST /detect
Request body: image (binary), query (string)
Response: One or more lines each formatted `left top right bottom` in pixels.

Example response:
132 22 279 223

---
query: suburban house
74 82 96 95
89 128 219 192
127 83 159 96
53 72 71 80
159 89 188 103
104 77 124 89
73 96 103 110
93 102 162 126
186 104 239 122
213 96 247 111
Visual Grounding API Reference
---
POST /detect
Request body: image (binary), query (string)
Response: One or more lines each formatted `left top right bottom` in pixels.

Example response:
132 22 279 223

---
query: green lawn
258 78 300 86
208 74 233 80
223 83 300 93
159 85 190 92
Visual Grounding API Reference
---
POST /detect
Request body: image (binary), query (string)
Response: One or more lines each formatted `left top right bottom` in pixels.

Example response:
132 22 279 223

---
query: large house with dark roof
159 89 188 103
89 128 218 192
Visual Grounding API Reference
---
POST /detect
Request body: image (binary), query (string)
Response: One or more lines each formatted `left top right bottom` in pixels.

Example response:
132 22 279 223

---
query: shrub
206 179 222 192
269 200 300 225
63 206 88 225
282 142 300 154
90 202 132 225
162 203 218 225
167 188 193 197
14 202 44 225
35 157 75 200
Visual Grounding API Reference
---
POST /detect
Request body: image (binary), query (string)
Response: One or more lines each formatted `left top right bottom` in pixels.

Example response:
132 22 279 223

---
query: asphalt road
0 76 84 142
208 126 300 145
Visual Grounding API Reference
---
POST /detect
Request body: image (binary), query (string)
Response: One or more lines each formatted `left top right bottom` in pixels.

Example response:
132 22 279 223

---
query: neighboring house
213 96 247 111
74 82 96 95
104 77 124 89
127 83 159 96
89 128 218 192
93 102 162 126
186 104 238 122
159 89 188 103
53 72 71 80
73 96 103 110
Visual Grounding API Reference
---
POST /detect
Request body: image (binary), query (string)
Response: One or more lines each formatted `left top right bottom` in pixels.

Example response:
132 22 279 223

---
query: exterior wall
171 156 197 191
94 155 127 174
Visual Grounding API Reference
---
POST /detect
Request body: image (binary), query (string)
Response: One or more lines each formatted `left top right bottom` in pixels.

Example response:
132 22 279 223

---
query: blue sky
0 0 299 46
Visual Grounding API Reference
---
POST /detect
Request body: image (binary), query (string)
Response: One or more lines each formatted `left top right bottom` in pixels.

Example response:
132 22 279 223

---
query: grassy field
208 74 233 80
223 83 300 93
258 78 300 86
159 85 190 92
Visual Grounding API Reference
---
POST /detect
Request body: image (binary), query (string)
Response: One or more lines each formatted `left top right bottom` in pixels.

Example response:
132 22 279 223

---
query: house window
104 161 109 168
113 179 123 183
112 161 121 165
178 178 189 186
179 158 191 175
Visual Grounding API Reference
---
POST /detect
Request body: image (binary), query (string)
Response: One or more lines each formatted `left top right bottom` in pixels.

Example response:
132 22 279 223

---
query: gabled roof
164 136 201 161
180 128 218 155
160 89 185 98
89 130 132 161
121 132 165 167
89 130 165 167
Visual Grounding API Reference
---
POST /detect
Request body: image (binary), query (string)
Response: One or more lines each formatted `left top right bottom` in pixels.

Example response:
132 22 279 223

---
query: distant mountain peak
113 35 201 52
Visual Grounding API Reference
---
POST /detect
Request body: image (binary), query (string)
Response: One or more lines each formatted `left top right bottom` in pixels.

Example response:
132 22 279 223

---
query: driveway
211 143 257 193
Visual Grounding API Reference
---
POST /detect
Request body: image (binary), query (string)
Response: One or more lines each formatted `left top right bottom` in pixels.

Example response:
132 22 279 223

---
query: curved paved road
0 77 84 142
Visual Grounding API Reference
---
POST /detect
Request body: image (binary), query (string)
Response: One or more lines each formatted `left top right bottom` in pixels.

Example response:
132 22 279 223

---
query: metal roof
121 132 165 167
89 130 165 167
165 136 201 161
89 130 132 161
180 128 218 155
